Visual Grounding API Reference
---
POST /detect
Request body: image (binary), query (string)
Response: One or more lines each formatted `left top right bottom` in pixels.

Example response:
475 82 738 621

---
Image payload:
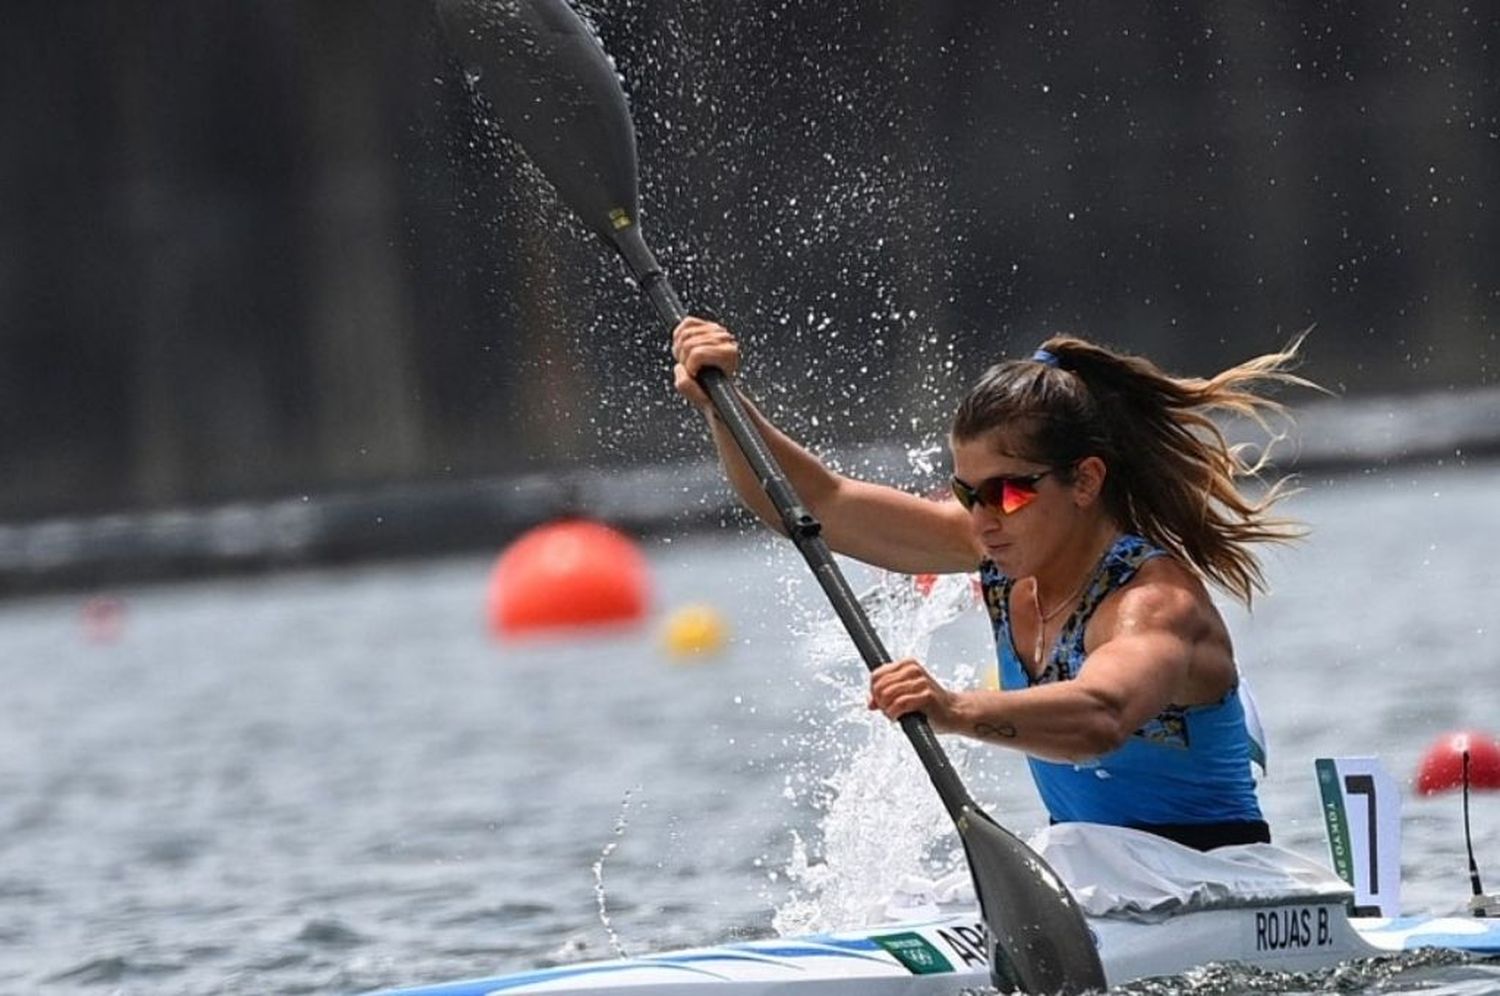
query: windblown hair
951 335 1320 606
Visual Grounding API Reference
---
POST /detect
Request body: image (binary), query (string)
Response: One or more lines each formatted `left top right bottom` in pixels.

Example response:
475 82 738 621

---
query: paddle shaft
433 1 1108 982
615 228 976 822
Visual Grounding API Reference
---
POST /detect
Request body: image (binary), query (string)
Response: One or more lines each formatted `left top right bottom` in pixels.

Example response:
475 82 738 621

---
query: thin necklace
1031 572 1093 671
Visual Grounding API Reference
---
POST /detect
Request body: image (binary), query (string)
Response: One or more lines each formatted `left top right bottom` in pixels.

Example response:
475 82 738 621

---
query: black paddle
434 2 1106 991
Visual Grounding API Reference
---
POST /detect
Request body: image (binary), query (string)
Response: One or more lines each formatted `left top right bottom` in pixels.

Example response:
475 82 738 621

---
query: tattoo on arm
975 721 1018 740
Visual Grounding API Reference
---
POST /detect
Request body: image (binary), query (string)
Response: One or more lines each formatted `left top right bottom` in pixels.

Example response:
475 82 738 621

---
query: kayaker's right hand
672 317 741 411
869 657 963 734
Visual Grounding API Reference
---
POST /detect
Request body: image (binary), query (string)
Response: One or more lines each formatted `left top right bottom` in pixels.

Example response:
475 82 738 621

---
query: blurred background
2 0 1497 591
3 5 1500 993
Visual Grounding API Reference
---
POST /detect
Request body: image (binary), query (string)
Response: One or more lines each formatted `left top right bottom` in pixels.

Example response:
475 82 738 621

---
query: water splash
906 438 947 480
457 0 981 462
591 785 640 958
772 570 985 935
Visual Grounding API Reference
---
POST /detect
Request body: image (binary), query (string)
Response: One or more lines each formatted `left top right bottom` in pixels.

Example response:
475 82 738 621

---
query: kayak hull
366 900 1500 995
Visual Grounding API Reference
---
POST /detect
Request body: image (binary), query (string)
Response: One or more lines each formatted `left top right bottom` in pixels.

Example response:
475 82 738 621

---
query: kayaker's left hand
672 316 741 411
869 658 962 733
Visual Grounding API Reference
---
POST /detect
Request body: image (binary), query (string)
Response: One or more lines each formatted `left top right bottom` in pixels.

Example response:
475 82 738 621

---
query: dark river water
2 460 1498 995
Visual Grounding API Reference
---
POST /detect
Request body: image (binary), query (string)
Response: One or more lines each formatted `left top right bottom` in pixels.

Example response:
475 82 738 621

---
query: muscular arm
950 613 1191 762
672 317 979 574
872 567 1227 762
702 394 981 574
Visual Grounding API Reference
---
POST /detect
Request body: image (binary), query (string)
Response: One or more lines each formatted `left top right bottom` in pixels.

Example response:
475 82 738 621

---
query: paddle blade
958 805 1106 994
435 0 642 242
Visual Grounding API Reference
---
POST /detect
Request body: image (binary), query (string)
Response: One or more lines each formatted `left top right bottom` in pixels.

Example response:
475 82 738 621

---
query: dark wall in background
2 0 1495 520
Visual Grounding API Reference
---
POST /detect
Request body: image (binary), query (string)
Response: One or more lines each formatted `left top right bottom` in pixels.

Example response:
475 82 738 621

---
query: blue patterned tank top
978 534 1264 827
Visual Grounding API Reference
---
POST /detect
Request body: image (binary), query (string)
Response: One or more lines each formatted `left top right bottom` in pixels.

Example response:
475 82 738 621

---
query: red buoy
1414 730 1500 795
912 572 984 601
486 519 650 638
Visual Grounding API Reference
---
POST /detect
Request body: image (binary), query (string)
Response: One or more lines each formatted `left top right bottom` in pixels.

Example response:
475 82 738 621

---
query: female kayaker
672 317 1314 851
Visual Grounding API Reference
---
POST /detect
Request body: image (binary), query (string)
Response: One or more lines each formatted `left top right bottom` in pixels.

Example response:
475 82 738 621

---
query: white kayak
365 757 1500 995
366 901 1500 995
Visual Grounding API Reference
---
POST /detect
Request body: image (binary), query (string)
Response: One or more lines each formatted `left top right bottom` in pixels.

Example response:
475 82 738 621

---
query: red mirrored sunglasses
949 470 1054 515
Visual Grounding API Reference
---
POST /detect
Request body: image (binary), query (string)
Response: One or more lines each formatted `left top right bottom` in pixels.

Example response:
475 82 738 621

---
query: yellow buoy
661 603 728 660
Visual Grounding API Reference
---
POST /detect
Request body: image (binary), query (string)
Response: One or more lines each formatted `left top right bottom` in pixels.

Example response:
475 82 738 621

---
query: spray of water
591 784 640 958
448 0 979 463
772 569 986 935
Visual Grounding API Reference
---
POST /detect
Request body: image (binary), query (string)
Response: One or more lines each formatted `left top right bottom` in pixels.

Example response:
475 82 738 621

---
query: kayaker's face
950 433 1067 575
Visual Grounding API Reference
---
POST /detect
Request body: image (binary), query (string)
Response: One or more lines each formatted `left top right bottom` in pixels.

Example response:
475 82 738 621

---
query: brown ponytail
951 335 1318 605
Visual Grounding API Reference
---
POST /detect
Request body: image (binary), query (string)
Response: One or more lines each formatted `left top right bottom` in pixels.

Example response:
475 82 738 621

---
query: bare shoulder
1094 555 1221 640
1090 554 1236 702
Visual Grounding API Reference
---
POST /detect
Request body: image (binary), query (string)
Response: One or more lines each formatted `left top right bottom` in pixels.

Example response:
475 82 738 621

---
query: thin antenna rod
1463 751 1486 906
